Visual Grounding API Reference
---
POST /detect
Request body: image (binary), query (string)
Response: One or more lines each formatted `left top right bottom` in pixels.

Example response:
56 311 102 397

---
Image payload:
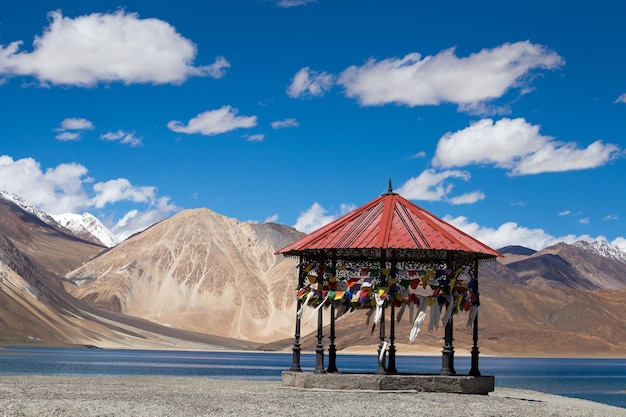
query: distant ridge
505 241 626 290
498 245 537 256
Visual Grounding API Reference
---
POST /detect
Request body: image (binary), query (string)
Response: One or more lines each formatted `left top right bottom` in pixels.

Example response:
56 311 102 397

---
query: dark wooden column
376 253 387 374
289 256 305 372
387 260 398 374
327 258 338 373
314 258 326 374
327 305 338 373
440 252 456 376
375 306 386 374
469 257 482 376
387 302 398 374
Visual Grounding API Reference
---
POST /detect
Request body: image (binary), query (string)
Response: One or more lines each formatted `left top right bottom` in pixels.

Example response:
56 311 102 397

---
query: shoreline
0 375 624 416
3 342 626 360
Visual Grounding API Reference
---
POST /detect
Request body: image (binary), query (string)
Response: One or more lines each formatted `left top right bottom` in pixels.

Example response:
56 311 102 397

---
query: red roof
277 190 500 258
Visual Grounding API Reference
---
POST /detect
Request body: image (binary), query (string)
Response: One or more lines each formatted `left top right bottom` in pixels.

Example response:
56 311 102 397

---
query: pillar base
282 371 494 394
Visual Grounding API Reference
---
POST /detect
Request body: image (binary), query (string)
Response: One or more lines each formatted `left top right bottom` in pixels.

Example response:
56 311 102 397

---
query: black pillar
314 261 326 374
387 302 398 374
440 315 456 375
289 297 303 372
376 306 386 374
387 259 398 374
376 253 387 375
289 257 305 372
327 304 338 373
327 258 338 373
440 252 456 376
469 257 481 376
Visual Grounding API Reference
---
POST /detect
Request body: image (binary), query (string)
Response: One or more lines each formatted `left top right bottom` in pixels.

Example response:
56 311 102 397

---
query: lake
0 347 624 409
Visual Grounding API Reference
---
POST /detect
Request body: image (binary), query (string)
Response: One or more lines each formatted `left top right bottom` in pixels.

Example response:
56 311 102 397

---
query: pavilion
277 181 500 393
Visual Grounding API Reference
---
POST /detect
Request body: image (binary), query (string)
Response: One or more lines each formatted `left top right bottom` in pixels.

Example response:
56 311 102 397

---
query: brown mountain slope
0 196 104 278
66 208 311 343
505 242 626 290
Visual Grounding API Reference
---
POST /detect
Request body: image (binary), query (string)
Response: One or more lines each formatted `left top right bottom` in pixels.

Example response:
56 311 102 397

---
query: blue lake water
0 347 625 409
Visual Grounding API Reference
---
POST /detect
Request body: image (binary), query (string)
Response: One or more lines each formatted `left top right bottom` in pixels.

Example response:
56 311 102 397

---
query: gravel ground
0 375 624 417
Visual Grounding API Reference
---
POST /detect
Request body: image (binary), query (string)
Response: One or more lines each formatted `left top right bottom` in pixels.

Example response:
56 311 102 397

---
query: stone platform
282 371 494 394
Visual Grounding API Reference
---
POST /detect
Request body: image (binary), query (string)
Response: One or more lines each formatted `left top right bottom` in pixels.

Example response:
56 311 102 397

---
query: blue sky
0 0 624 250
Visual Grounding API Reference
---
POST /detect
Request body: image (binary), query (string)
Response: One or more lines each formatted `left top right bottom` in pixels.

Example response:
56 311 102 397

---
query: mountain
499 245 537 256
0 190 117 248
574 240 626 263
497 245 537 265
504 241 626 289
0 192 105 278
65 208 309 343
52 212 119 248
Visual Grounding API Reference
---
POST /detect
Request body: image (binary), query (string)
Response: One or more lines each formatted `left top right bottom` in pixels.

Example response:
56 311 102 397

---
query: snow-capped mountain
0 190 60 227
574 239 626 264
52 212 119 248
0 190 118 247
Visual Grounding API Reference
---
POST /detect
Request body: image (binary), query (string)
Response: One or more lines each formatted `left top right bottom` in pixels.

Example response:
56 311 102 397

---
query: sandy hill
65 208 312 343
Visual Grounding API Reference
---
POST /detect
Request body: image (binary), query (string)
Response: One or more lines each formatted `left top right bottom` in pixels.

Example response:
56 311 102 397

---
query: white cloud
445 215 603 251
293 202 335 233
60 118 94 130
339 203 357 215
167 106 257 136
513 139 620 175
433 118 621 175
411 151 427 159
0 10 229 86
558 210 571 216
265 214 279 223
396 169 483 203
604 214 619 221
111 196 179 241
0 155 177 240
614 93 626 104
579 217 590 225
448 191 486 205
0 155 90 213
276 0 316 7
433 118 545 169
55 117 94 141
245 134 265 142
293 202 355 234
91 178 156 208
271 118 299 129
287 67 334 98
337 41 563 111
55 131 81 141
101 130 143 147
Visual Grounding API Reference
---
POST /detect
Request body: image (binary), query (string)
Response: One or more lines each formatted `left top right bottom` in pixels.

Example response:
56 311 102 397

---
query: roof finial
388 178 393 193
